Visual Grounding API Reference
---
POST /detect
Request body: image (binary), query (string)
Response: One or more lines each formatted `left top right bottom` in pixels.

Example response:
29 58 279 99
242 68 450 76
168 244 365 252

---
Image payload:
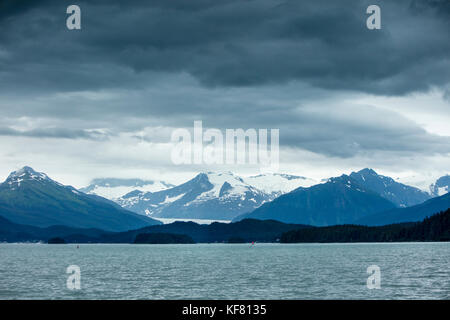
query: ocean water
0 242 448 299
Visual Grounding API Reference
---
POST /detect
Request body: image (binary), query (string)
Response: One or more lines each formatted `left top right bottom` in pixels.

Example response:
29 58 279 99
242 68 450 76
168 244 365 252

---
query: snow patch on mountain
5 166 63 190
436 187 448 196
244 173 318 197
161 193 186 205
350 169 431 207
190 172 260 203
115 171 318 220
430 175 450 197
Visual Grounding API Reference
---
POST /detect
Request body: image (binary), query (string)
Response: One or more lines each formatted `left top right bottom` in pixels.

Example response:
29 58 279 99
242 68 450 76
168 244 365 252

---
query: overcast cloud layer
0 0 448 187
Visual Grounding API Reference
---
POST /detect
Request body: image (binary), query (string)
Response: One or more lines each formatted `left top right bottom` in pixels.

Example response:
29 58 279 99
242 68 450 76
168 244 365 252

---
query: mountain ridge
349 168 431 207
234 174 397 225
0 166 161 231
356 192 450 226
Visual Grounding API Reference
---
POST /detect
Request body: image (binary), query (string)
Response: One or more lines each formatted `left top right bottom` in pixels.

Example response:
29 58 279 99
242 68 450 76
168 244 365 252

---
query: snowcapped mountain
243 173 317 198
117 172 270 220
430 175 450 197
349 168 431 207
102 171 318 221
116 171 316 221
0 166 160 231
234 174 397 225
80 178 174 200
5 166 61 189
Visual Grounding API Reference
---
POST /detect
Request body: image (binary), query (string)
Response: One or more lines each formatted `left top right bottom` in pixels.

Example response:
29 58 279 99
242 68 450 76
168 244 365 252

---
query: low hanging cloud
278 104 450 158
0 126 109 140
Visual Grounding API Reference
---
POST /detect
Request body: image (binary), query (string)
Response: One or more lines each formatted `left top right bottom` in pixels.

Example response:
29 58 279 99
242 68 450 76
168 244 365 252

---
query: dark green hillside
281 209 450 243
357 192 450 226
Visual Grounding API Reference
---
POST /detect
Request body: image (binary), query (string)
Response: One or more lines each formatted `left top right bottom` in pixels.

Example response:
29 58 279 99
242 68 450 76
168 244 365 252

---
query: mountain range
235 169 447 225
0 166 448 233
81 169 447 223
0 167 160 231
115 172 316 220
234 174 397 225
236 169 449 226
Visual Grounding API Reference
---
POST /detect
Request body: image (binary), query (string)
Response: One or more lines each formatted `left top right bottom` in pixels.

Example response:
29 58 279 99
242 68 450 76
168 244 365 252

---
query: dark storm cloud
410 0 450 17
0 0 448 95
0 0 52 20
0 0 448 160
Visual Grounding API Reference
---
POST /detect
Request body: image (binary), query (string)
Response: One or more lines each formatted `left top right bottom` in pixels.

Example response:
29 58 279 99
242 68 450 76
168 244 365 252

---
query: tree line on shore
280 208 450 243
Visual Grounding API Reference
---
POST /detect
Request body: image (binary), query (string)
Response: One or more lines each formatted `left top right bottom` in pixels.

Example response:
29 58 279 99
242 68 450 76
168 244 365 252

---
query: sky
0 0 449 189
